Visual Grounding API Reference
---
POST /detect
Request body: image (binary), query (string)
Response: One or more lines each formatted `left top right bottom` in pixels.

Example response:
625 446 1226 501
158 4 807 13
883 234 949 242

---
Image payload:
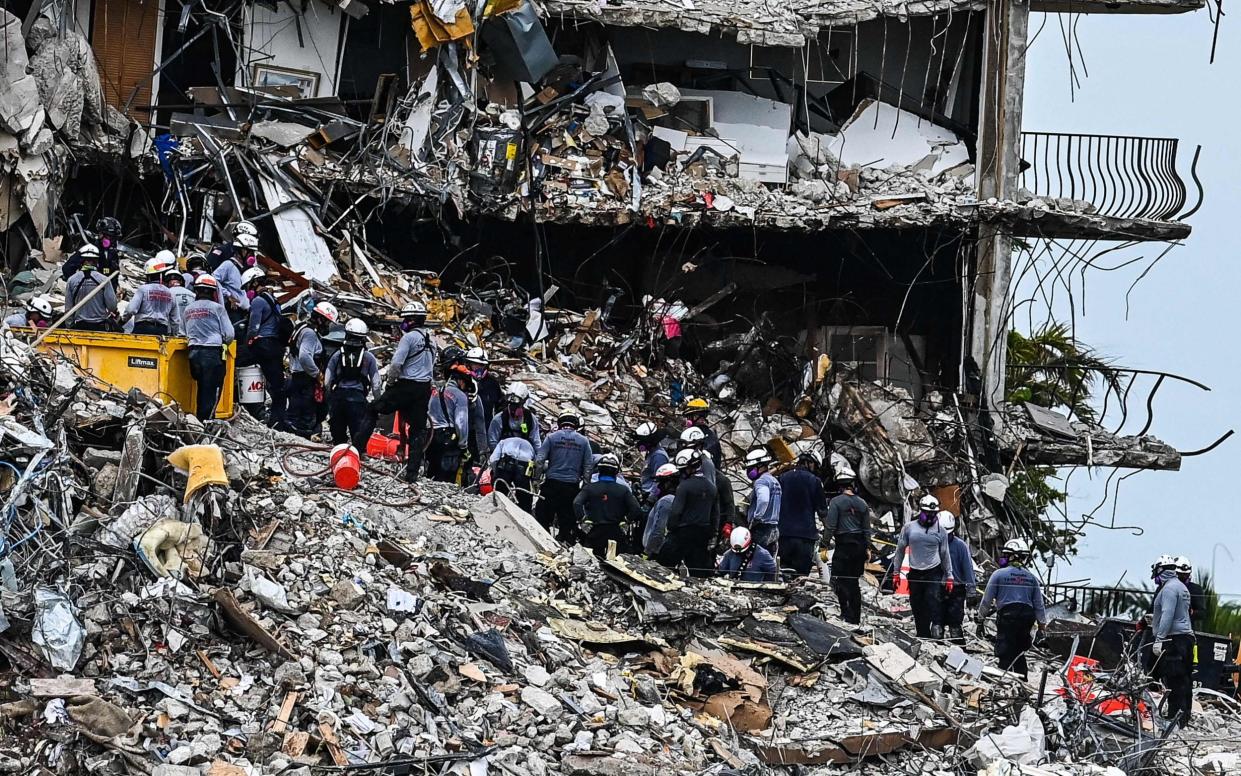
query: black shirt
573 479 643 526
667 474 719 530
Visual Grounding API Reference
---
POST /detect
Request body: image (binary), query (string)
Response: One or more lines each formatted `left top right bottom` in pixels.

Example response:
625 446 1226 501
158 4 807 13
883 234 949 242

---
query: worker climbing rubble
978 538 1046 678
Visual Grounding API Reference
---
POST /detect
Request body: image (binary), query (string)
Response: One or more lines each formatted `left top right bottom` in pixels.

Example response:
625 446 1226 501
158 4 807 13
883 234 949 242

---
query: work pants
328 388 376 457
908 566 945 638
779 535 816 576
72 319 112 332
942 588 968 632
492 459 533 512
132 321 168 336
583 522 625 559
996 603 1037 677
380 379 432 481
285 372 321 439
187 346 225 421
536 479 581 543
250 338 288 430
658 524 714 578
750 522 779 555
831 534 867 625
1156 633 1196 724
425 429 463 483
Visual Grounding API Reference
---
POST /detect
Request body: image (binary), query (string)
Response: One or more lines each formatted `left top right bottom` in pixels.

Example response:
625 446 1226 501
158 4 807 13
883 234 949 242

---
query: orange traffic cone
895 557 911 595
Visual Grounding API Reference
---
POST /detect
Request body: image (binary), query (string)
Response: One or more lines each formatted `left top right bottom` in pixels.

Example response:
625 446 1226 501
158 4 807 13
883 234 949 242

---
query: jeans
779 535 816 576
831 534 867 625
286 372 320 439
942 589 968 630
537 479 581 543
328 388 376 455
996 603 1036 677
187 346 225 420
750 522 779 555
133 321 168 336
908 566 945 637
251 338 287 429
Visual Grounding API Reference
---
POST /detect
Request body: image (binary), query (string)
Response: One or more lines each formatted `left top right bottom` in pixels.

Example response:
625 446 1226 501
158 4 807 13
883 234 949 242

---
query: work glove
525 460 535 477
819 547 830 563
944 578 954 594
1152 640 1164 657
975 619 988 639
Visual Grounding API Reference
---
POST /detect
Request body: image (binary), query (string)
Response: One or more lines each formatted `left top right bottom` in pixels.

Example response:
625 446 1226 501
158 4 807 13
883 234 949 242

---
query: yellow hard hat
683 396 710 415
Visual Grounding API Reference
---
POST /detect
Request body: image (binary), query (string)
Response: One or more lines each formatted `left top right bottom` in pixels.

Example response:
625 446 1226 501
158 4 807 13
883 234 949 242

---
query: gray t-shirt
894 518 954 579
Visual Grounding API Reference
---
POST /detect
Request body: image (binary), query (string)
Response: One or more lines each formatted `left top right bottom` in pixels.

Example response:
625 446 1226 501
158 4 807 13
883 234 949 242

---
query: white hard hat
313 301 339 323
240 267 267 287
78 244 100 258
1153 553 1176 572
730 526 753 552
635 421 659 439
144 256 174 275
465 346 489 365
595 453 621 472
194 274 219 291
655 462 679 479
234 221 258 237
919 495 940 512
400 300 428 317
505 382 530 402
1003 538 1031 556
1174 555 1193 574
344 317 369 337
154 249 177 265
679 426 706 446
235 232 259 250
28 296 53 316
673 448 702 471
743 447 774 468
938 511 957 533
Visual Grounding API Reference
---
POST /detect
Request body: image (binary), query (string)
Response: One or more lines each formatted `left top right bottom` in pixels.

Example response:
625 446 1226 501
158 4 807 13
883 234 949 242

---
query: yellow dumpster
34 330 236 419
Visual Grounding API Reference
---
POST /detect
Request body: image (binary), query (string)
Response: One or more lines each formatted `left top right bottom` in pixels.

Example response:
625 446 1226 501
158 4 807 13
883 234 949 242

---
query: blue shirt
643 493 675 555
747 472 781 526
639 448 670 501
979 565 1046 624
247 293 281 339
777 468 828 540
290 325 322 377
719 546 778 582
536 428 593 484
212 260 248 310
947 535 976 593
429 382 489 455
325 349 379 398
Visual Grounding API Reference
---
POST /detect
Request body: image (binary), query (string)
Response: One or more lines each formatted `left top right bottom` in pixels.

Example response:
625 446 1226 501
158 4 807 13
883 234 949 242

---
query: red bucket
330 444 361 490
367 433 401 460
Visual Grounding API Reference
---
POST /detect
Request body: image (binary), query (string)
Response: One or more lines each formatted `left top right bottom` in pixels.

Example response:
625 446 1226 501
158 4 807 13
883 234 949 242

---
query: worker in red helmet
183 275 235 420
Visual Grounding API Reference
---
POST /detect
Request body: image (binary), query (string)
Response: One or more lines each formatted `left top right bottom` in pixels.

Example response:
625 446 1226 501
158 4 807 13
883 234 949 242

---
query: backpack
260 292 295 346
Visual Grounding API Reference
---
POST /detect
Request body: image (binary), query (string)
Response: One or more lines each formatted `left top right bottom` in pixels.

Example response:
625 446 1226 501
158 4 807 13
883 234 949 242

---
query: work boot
949 626 965 644
929 625 943 639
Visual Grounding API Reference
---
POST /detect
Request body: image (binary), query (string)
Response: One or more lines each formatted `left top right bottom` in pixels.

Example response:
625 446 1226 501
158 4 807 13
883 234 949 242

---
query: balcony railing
1019 132 1202 222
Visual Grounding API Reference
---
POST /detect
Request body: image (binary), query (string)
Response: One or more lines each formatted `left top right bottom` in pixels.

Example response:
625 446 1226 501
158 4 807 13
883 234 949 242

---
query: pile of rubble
1 306 1238 776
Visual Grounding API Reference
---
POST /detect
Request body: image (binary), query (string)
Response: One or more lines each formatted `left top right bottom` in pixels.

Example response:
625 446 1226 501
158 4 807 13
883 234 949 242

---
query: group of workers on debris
3 218 1201 726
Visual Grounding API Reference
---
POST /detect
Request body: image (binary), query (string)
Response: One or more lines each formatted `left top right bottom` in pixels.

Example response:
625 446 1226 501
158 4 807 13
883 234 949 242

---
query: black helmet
440 345 466 369
95 216 122 237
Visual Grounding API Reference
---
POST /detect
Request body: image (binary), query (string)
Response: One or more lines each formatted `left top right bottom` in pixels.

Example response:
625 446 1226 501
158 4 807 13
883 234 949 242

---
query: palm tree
1006 322 1121 424
1195 571 1241 637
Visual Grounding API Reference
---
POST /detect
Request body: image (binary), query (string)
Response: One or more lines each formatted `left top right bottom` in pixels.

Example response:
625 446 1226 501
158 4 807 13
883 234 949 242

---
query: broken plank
30 677 96 697
271 691 299 733
247 519 280 550
568 309 601 355
197 650 222 679
213 589 296 659
318 722 348 766
282 731 310 758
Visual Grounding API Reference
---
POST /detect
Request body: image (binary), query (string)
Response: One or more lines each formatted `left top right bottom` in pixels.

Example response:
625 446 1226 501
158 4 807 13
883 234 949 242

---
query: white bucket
237 364 267 404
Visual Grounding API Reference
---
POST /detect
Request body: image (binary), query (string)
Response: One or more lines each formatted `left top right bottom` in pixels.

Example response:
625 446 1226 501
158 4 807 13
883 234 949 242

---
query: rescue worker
1150 555 1195 724
823 471 872 625
183 253 207 289
243 269 287 429
489 433 536 511
62 218 121 280
939 512 976 643
679 426 716 489
660 448 718 577
381 302 436 482
978 538 1046 679
743 447 782 555
3 296 53 328
206 220 257 272
777 452 829 575
182 275 234 421
642 463 680 557
212 232 255 322
165 268 195 336
574 453 644 558
325 318 380 455
465 347 503 422
1177 556 1208 630
427 359 488 483
891 495 954 638
634 421 670 503
534 413 593 542
682 397 722 467
65 250 117 331
488 382 541 449
714 469 737 553
718 526 778 582
286 302 337 439
124 254 177 335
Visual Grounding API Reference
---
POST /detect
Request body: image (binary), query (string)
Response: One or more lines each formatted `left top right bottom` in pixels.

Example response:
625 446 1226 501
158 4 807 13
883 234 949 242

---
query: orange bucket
330 444 361 490
367 433 400 460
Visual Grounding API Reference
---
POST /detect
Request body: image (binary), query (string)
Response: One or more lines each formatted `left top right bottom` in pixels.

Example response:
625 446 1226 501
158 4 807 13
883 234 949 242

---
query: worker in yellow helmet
682 396 721 467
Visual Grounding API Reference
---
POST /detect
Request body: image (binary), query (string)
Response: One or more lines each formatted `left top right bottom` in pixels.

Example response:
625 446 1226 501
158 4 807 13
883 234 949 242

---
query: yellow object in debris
167 444 229 504
137 519 207 578
483 0 524 15
425 297 457 324
767 436 795 464
815 353 831 384
410 0 475 50
36 330 235 420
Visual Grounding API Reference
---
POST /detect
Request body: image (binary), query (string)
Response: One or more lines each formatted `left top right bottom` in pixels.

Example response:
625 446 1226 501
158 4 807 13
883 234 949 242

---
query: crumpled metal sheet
32 586 85 671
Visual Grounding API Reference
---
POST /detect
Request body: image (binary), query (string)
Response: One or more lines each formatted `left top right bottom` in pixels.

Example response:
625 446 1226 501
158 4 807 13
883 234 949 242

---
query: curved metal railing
1020 132 1199 222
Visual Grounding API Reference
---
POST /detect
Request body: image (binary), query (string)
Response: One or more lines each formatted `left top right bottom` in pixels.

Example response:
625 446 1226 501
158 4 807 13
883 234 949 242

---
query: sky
1020 9 1240 597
